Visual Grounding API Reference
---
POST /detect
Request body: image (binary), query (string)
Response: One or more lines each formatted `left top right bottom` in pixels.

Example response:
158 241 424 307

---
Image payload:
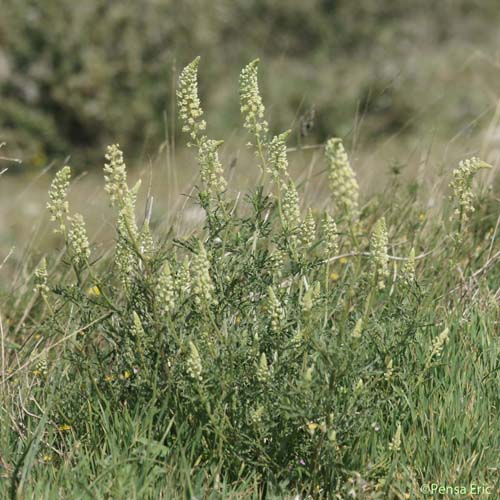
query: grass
0 58 499 499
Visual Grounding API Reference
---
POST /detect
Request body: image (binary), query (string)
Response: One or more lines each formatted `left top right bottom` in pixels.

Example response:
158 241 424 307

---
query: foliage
0 58 499 498
1 0 500 166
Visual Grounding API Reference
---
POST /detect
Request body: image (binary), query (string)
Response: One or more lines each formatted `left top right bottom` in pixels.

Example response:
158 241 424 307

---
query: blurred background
1 0 500 271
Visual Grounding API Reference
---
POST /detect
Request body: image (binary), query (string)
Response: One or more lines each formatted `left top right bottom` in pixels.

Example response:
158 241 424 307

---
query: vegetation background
3 0 500 258
0 2 499 498
2 1 500 249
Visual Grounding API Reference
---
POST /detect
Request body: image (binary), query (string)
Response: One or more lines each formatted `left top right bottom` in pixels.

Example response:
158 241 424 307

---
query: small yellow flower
87 285 101 297
122 370 132 379
307 422 318 435
58 424 71 432
42 454 52 463
330 272 340 282
104 374 114 382
418 212 426 222
339 257 348 265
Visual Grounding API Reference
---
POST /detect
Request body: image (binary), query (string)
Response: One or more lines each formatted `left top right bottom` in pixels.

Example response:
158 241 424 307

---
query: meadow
0 57 498 499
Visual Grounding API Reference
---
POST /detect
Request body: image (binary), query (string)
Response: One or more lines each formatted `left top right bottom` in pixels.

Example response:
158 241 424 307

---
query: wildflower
303 365 314 383
328 429 337 443
330 272 340 282
256 352 269 383
47 165 71 233
291 328 303 347
267 130 290 181
269 248 286 276
281 180 301 241
301 281 320 313
42 455 52 463
307 422 319 436
370 217 389 290
131 311 145 341
176 256 191 295
323 213 338 256
33 351 47 377
401 247 415 284
87 285 101 297
449 157 491 225
187 341 203 382
115 188 140 290
67 213 90 267
139 221 155 261
192 242 216 307
325 138 359 218
351 318 363 339
119 181 141 239
430 327 449 358
104 144 128 207
354 378 364 394
177 57 206 143
197 138 227 195
155 261 175 316
388 422 402 452
384 358 394 381
239 59 269 154
267 286 284 332
301 208 316 246
339 256 348 265
34 257 49 295
251 405 265 425
57 424 71 432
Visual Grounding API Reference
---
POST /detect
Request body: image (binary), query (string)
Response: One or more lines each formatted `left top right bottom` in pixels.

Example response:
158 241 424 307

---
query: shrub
2 58 499 498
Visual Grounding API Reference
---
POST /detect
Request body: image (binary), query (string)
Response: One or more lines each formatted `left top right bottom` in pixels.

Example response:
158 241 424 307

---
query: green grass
0 58 499 499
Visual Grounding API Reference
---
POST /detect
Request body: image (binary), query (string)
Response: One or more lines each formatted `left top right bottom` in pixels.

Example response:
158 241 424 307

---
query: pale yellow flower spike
177 57 206 143
68 213 90 267
370 217 389 290
47 165 71 234
325 138 359 219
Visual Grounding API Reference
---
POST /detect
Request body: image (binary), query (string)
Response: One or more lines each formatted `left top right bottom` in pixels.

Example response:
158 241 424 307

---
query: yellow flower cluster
388 422 402 452
178 58 227 197
449 157 491 224
192 242 216 307
177 57 206 142
155 261 175 316
430 327 449 358
267 286 284 332
282 181 301 239
325 138 359 218
68 213 90 267
323 213 338 256
104 144 128 207
239 59 269 149
34 257 49 295
301 208 316 247
256 352 269 383
187 341 203 382
176 256 191 295
267 130 290 181
370 217 389 290
401 247 415 284
197 138 227 195
47 165 71 233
